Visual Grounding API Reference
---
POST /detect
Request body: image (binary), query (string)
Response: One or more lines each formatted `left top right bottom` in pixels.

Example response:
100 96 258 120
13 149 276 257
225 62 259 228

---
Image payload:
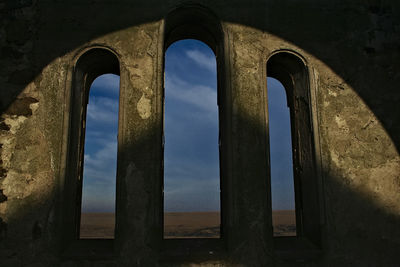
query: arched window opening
63 48 120 247
163 39 220 239
79 74 120 239
267 77 296 237
267 52 322 247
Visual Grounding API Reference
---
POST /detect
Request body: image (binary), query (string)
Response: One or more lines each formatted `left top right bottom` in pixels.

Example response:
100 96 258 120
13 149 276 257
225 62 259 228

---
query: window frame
160 5 229 259
266 50 324 259
56 18 325 266
267 76 298 237
60 47 121 258
162 39 221 240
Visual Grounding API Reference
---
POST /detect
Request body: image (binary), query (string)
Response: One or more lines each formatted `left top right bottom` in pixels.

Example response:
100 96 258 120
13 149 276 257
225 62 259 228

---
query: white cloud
81 136 117 212
86 96 119 124
185 49 216 72
163 69 220 211
84 139 117 180
165 74 217 114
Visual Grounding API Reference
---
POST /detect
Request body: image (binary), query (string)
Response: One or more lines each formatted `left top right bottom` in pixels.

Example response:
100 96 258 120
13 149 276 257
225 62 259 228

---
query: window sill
62 239 115 260
160 238 226 263
274 237 322 262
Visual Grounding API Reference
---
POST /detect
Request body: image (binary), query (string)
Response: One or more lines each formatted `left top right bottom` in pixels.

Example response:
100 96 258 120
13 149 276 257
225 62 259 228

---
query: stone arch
160 4 232 255
266 51 323 250
60 47 121 251
164 4 224 52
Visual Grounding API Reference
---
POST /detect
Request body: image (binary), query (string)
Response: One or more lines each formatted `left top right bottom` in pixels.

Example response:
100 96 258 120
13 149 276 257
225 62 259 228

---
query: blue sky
80 39 295 213
267 77 296 210
164 40 220 212
81 73 119 213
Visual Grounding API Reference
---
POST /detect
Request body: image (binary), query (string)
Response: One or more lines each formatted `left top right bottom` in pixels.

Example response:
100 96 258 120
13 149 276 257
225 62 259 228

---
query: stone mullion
227 24 273 264
115 23 162 265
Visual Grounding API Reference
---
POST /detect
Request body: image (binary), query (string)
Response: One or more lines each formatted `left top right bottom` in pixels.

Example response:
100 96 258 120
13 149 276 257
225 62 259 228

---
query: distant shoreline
80 210 296 239
81 210 294 213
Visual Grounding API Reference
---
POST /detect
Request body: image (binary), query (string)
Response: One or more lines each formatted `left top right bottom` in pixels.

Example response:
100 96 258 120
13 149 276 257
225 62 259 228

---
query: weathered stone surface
0 0 399 266
0 190 7 203
0 119 11 131
4 97 38 116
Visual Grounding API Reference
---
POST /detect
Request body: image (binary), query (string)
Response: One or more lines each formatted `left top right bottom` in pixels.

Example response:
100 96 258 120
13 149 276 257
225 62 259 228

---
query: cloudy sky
81 72 119 213
80 39 295 213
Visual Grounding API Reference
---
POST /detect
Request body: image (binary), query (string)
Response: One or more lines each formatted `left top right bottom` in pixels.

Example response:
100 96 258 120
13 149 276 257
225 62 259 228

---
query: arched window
163 39 220 239
267 77 297 237
267 52 322 248
79 74 119 239
162 5 228 256
62 48 120 248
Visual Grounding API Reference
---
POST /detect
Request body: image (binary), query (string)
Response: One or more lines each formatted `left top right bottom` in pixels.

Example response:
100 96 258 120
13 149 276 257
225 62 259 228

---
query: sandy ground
272 210 296 236
164 212 220 238
80 213 115 239
79 210 296 239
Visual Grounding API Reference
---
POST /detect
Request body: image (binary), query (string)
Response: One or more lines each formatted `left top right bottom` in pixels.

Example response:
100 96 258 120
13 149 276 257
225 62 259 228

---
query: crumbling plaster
0 0 399 266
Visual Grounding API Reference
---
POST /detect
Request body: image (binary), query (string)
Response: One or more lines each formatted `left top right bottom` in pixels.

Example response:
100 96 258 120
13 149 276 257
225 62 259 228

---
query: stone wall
0 0 399 266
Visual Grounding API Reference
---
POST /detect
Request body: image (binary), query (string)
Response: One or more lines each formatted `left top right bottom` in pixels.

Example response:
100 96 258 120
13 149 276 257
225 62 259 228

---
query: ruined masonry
0 0 399 266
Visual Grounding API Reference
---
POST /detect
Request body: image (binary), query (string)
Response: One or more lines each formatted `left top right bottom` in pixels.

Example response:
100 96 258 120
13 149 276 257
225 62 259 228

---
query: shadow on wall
0 107 399 266
0 1 399 266
319 169 400 266
0 87 399 265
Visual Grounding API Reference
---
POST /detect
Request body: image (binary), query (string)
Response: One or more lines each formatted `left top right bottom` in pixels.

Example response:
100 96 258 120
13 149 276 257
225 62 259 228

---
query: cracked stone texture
0 0 399 266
